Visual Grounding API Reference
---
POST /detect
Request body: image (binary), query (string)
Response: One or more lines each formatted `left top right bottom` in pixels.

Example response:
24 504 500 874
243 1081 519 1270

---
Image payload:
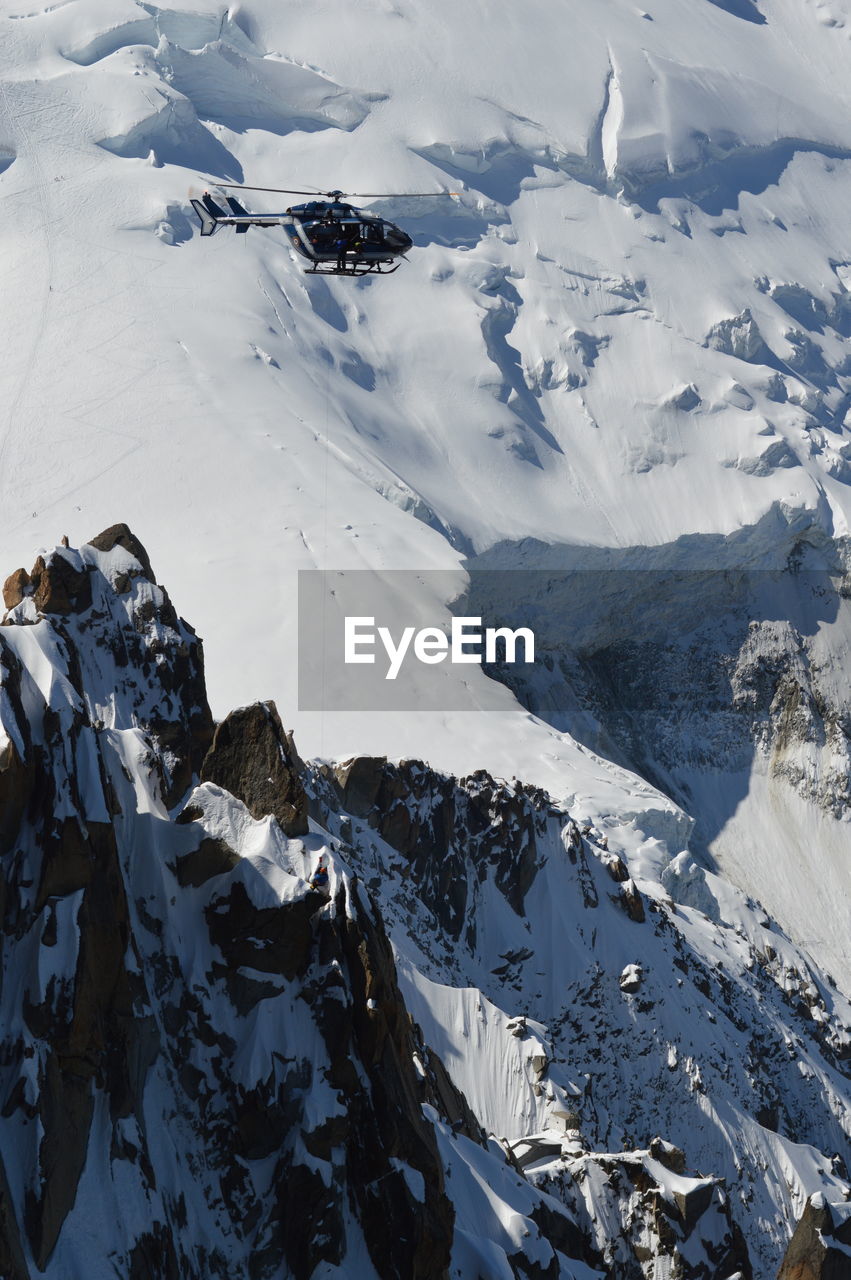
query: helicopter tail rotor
190 192 228 236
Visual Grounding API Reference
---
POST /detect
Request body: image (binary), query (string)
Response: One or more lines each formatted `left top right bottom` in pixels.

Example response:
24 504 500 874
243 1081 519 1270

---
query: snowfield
3 0 851 1273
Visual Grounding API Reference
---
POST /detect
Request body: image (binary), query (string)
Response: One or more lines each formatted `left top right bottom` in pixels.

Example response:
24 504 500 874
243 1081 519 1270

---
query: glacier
3 0 851 1274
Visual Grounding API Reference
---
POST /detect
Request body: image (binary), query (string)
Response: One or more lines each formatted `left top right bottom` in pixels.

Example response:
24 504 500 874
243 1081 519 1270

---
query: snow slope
3 0 851 722
3 1 851 1268
4 0 851 981
0 533 765 1280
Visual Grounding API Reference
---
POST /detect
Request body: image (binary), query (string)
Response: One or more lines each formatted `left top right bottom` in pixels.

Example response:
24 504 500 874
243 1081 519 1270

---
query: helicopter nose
385 227 413 252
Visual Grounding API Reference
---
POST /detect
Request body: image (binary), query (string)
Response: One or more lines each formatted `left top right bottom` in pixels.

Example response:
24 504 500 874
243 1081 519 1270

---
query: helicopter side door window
310 221 337 248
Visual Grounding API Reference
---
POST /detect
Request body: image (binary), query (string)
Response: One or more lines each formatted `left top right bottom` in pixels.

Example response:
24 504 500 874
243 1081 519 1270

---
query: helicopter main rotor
209 183 457 200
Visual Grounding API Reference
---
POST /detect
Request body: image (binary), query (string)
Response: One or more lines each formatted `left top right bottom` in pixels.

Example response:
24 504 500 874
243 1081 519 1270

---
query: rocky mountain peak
0 530 847 1278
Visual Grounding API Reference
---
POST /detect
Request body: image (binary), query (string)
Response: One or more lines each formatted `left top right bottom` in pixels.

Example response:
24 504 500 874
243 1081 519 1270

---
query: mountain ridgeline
0 527 847 1279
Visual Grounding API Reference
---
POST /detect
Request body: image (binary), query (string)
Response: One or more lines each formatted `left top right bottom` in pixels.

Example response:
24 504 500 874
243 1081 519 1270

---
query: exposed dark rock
233 1073 306 1160
529 1199 599 1273
35 816 97 909
2 567 29 610
25 1055 95 1268
672 1179 715 1231
277 1155 345 1279
201 701 309 836
618 879 646 923
304 879 455 1279
604 852 631 882
619 964 643 994
0 1151 29 1280
12 746 147 1268
418 1039 486 1144
208 961 286 1015
778 1195 851 1280
649 1137 686 1174
173 837 240 887
0 674 35 858
29 552 92 616
88 522 157 583
128 1222 181 1280
536 1151 752 1280
205 880 320 978
323 757 550 937
0 530 765 1280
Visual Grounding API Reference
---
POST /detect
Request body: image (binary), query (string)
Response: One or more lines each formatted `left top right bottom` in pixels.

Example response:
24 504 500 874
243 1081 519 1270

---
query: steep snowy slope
2 0 851 708
316 751 851 1276
3 0 851 990
2 527 851 1278
3 5 851 1271
0 529 569 1280
0 527 771 1280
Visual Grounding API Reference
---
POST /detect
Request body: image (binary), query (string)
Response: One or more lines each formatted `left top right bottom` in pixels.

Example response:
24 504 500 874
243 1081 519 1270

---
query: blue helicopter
191 184 446 276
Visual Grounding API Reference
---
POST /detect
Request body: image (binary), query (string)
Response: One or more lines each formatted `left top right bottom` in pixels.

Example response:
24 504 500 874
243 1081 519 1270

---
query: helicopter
190 184 451 276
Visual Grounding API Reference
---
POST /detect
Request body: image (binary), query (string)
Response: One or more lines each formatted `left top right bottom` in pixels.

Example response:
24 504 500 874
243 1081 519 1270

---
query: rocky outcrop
0 534 461 1279
200 701 309 836
1 525 214 804
778 1194 851 1280
0 1153 28 1280
534 1149 752 1280
320 757 553 938
88 521 157 583
294 878 455 1279
319 744 850 1277
0 530 819 1279
2 568 29 611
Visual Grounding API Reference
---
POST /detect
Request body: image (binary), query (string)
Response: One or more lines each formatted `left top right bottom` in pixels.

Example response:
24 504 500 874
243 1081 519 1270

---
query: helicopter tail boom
191 191 292 237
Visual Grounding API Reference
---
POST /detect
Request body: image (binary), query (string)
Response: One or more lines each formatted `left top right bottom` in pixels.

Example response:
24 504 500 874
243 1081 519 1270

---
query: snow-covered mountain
3 0 851 1274
2 526 850 1279
3 0 851 970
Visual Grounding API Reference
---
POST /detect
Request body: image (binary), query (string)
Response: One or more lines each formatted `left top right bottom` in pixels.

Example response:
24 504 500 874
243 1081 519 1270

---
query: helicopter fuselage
191 192 413 275
285 200 412 271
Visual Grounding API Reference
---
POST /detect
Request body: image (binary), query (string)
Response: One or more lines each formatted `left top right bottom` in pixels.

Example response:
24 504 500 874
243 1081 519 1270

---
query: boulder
29 553 92 615
88 523 156 582
2 568 29 610
778 1194 851 1280
201 702 309 836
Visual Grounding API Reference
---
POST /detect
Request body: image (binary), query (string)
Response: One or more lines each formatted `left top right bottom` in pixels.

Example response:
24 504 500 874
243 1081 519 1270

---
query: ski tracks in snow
0 79 57 506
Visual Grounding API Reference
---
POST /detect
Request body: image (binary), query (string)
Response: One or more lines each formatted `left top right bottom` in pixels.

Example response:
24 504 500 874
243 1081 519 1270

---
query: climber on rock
309 858 330 892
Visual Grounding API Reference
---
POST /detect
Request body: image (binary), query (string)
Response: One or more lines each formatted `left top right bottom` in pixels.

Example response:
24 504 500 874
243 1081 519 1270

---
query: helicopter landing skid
306 261 401 277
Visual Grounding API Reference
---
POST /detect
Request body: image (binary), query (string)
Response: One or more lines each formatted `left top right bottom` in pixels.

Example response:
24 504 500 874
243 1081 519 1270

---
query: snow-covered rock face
311 753 851 1276
5 0 851 992
0 527 695 1280
464 516 851 983
0 527 850 1278
0 531 464 1279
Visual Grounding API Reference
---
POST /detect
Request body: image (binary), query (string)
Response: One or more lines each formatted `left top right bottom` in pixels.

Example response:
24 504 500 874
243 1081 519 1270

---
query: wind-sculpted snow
88 20 372 174
6 0 851 761
61 3 261 66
